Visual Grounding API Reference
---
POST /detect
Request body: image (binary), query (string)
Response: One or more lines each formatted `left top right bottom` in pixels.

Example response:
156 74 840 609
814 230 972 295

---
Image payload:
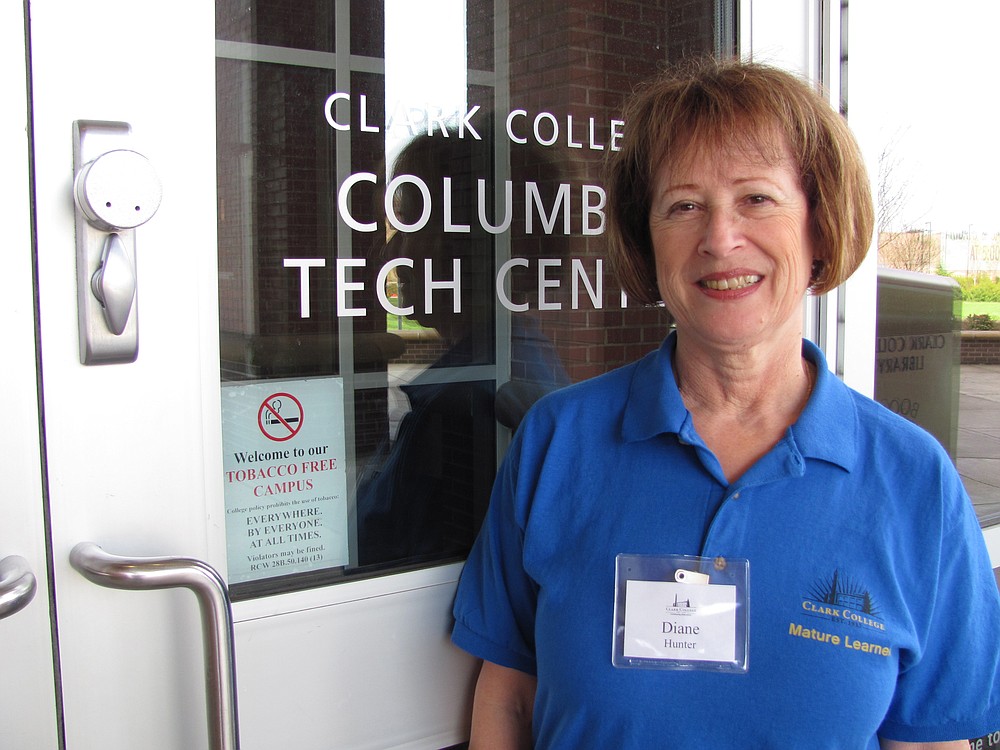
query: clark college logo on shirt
787 569 892 658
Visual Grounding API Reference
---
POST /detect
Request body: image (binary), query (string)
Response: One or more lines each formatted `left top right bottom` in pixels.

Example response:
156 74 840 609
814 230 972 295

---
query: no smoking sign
257 392 304 441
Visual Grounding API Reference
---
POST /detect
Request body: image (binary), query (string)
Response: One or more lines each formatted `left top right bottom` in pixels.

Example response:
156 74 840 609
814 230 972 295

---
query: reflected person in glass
356 123 569 569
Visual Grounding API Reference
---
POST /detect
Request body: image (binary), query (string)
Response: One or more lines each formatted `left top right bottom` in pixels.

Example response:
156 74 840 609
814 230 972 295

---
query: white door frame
1 2 60 746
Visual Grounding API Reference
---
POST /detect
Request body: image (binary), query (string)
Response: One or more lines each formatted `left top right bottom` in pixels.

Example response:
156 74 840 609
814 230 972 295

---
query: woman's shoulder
836 380 962 497
848 384 947 452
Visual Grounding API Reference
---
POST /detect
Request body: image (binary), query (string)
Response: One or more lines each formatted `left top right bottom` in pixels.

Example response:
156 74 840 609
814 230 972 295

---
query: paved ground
958 365 1000 524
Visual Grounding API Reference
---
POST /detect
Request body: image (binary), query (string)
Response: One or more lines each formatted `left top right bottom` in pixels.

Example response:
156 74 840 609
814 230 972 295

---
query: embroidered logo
786 569 892 657
802 570 885 632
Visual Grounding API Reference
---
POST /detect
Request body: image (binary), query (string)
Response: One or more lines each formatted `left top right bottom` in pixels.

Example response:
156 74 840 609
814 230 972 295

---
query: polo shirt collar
622 333 857 474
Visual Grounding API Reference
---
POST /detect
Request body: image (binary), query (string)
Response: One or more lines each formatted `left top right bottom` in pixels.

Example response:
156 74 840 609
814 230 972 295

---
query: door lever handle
0 555 37 620
70 542 239 750
91 233 137 335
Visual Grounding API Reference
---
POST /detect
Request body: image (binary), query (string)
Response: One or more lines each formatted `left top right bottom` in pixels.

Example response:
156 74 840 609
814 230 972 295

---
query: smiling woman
647 141 814 357
450 58 1000 749
606 60 873 309
602 60 873 480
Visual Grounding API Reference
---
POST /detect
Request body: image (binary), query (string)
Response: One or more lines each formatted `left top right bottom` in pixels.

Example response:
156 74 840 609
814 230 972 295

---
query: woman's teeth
701 274 761 291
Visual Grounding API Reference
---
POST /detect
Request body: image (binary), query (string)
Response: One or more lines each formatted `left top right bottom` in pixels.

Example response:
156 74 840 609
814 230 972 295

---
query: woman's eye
668 201 698 215
746 194 772 205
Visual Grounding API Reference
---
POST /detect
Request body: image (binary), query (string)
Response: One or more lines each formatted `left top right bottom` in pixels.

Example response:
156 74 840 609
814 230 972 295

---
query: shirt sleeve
451 430 539 675
879 466 1000 742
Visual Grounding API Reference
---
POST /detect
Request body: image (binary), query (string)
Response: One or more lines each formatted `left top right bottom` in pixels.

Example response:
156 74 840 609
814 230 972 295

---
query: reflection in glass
216 0 734 595
854 1 1000 525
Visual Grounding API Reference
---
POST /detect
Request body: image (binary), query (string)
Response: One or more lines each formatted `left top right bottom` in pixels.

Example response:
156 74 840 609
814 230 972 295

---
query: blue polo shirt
452 334 1000 747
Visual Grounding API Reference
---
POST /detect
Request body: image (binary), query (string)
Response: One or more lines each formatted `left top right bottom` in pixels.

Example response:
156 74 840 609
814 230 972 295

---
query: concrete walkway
958 365 1000 524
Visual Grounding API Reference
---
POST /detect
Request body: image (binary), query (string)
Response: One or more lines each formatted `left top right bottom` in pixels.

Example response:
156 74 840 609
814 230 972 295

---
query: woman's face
648 139 815 352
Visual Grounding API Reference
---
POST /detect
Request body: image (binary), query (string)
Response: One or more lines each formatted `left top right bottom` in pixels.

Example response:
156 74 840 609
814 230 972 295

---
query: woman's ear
810 258 825 286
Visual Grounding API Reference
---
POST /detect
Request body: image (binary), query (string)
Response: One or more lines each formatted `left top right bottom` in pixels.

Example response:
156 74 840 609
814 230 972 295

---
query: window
853 1 1000 525
215 0 736 598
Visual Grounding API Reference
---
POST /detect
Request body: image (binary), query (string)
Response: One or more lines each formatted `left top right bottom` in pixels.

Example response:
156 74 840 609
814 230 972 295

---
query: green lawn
961 301 1000 318
386 314 429 332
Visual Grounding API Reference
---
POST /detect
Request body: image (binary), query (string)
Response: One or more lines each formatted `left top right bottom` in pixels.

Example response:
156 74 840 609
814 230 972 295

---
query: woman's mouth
699 274 762 291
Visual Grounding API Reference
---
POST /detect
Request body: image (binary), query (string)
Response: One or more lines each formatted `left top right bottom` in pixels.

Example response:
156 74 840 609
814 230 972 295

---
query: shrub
965 313 998 331
954 276 1000 302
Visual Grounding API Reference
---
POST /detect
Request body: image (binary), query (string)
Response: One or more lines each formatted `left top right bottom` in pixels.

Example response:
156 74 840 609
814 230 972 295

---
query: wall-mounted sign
221 377 349 585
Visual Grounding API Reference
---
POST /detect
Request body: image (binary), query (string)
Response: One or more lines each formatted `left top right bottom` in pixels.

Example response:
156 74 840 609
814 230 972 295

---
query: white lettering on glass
425 258 462 314
537 259 562 311
572 259 603 310
338 172 378 232
525 182 571 235
496 258 530 313
377 258 413 316
336 258 366 318
283 258 326 318
582 185 606 236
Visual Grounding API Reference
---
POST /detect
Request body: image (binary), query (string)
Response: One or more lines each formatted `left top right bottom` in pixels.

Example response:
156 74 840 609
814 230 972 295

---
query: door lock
73 121 162 364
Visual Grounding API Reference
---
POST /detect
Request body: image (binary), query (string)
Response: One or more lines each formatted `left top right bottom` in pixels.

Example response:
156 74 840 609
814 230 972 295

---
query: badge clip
675 568 710 585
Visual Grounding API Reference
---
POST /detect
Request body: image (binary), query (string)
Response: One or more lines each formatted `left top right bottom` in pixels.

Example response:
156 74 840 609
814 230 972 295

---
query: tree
878 229 940 272
876 132 937 271
876 137 909 236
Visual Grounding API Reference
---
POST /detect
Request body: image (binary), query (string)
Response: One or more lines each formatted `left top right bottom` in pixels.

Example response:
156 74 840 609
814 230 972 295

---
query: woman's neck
673 330 815 482
675 332 810 410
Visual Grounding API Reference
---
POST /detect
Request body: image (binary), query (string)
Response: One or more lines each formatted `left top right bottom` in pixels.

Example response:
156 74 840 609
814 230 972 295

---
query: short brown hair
605 58 874 304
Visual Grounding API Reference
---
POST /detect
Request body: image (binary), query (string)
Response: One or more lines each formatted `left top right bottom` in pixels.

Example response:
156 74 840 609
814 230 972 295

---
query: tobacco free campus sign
221 377 349 585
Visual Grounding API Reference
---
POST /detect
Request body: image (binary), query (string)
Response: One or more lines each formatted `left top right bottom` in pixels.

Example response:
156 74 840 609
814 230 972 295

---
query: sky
849 1 1000 234
383 0 467 170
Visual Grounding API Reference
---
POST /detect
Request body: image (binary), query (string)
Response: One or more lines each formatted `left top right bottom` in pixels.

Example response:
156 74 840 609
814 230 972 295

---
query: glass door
12 1 770 748
214 4 740 747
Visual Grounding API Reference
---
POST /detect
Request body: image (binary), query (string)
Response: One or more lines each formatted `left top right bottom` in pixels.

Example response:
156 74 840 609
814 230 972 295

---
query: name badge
612 554 749 673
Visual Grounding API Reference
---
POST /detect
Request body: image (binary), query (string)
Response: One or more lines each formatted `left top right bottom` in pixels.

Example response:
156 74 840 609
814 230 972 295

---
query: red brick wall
500 0 718 382
961 332 1000 365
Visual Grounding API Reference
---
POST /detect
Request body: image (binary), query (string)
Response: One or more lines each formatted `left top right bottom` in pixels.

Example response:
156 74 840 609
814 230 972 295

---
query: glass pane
217 0 338 53
854 2 1000 525
217 59 343 380
216 0 736 597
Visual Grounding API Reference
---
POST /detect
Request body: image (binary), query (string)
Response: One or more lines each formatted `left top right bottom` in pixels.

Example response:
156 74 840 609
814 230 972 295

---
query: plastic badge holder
612 553 749 673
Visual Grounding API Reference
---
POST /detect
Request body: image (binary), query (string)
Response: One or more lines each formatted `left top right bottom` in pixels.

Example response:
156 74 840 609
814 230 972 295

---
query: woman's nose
698 208 744 257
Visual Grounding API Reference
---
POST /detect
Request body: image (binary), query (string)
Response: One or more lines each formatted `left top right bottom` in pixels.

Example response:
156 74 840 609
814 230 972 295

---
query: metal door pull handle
0 555 37 620
70 542 240 750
